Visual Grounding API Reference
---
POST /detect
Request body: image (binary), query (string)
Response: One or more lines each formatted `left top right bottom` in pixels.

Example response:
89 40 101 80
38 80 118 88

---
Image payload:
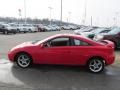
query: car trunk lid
100 40 115 49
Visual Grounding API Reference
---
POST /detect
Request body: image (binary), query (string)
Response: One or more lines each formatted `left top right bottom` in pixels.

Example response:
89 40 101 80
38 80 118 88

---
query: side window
74 39 90 46
49 37 70 47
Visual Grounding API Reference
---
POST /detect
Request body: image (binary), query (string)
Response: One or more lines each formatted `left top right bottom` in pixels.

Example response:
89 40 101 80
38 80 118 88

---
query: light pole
115 12 119 26
83 0 87 25
90 16 93 26
18 9 22 24
24 0 27 24
113 17 116 26
48 7 53 25
68 12 71 23
60 0 63 30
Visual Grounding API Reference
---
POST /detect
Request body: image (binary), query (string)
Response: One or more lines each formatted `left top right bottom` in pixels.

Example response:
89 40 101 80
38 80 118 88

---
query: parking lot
0 30 120 90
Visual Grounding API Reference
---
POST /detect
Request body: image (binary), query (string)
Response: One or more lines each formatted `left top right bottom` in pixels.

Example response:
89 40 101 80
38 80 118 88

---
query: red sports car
8 34 115 73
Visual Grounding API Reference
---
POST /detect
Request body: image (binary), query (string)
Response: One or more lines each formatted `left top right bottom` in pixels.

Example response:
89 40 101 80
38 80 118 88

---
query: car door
36 37 72 65
67 38 92 65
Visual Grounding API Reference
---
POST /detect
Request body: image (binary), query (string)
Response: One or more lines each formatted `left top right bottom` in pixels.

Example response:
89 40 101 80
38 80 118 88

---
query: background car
94 27 120 49
22 24 38 32
0 24 17 34
8 34 115 73
74 26 95 34
77 28 111 39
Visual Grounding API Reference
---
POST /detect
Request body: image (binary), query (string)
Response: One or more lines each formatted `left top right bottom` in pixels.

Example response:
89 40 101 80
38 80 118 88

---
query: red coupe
8 34 115 73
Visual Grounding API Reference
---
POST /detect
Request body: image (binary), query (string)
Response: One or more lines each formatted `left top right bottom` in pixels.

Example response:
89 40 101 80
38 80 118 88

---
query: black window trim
44 36 72 47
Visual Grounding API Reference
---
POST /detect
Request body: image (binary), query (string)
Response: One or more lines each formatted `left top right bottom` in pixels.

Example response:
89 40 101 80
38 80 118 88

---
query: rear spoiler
100 40 115 49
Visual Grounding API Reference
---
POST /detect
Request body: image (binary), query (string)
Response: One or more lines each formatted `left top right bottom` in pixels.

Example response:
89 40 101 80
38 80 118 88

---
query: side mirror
40 43 48 48
41 42 51 48
40 43 46 48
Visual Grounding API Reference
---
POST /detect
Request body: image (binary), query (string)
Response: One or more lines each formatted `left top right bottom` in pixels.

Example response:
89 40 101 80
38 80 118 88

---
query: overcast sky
0 0 120 26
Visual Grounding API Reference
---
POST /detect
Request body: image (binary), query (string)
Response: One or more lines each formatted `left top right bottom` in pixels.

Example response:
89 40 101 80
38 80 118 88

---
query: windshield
91 28 105 34
108 28 120 34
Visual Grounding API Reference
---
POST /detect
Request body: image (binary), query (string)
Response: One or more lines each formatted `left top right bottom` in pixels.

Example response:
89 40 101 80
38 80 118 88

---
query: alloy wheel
16 53 32 68
88 58 104 73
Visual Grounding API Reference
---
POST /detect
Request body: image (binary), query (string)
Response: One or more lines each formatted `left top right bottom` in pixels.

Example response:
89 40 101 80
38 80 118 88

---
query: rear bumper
106 54 115 65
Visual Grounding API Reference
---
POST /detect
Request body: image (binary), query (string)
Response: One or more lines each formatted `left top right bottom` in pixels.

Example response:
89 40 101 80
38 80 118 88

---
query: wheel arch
14 51 33 62
86 56 106 65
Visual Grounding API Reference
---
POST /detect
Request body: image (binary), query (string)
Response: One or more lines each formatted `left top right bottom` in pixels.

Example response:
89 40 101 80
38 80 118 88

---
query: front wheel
15 53 32 68
87 58 104 73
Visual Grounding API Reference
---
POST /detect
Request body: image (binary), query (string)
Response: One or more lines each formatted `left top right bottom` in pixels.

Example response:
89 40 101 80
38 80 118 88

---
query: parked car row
94 27 120 49
0 23 81 35
0 23 62 34
74 26 120 49
0 23 38 34
37 24 61 32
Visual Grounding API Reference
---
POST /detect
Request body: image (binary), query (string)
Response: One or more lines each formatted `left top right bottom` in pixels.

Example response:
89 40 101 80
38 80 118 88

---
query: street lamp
115 12 119 26
60 0 63 30
48 7 53 25
83 0 87 25
91 16 93 26
24 0 27 24
68 12 71 23
18 9 22 24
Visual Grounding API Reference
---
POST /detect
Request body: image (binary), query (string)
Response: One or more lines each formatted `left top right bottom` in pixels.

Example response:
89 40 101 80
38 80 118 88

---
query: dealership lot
0 30 120 90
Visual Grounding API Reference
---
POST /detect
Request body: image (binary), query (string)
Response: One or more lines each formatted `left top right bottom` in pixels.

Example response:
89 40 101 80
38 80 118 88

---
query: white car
22 24 38 32
74 27 94 34
16 24 38 33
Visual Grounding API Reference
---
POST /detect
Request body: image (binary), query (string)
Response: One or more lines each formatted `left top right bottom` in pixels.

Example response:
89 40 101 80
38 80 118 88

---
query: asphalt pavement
0 30 120 90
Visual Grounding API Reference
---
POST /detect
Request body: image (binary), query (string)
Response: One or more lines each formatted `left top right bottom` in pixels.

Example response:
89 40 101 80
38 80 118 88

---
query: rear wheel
15 53 32 68
13 31 16 34
29 29 32 33
87 58 104 73
17 29 20 33
4 30 8 34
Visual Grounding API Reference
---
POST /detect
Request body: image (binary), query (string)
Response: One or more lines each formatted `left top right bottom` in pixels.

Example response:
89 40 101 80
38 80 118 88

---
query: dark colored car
94 28 120 49
0 24 17 34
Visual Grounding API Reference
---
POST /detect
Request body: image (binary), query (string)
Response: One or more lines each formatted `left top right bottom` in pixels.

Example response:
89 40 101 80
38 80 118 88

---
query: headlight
94 35 103 41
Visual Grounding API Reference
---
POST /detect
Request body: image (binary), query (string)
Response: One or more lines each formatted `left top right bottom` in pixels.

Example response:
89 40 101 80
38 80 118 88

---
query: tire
13 31 16 34
4 30 8 34
17 29 20 33
24 31 26 33
15 53 32 68
87 58 104 73
29 29 32 33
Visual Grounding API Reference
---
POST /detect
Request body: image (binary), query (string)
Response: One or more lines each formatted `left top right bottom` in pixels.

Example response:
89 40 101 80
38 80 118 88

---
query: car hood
10 41 35 51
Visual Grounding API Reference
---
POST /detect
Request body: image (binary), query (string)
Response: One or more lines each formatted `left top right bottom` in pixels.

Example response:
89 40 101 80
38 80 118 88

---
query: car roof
51 33 83 37
36 33 102 46
48 34 101 45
